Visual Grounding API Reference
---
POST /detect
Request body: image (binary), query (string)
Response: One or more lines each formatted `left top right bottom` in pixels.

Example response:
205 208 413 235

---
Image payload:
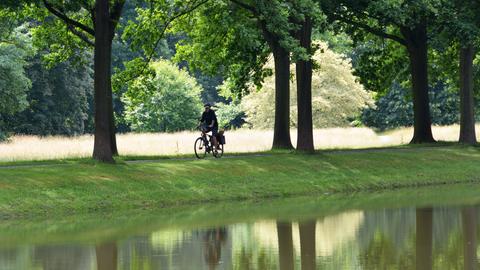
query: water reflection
299 221 316 270
463 207 477 270
1 205 480 269
96 242 117 270
416 208 433 270
277 222 294 270
202 228 228 269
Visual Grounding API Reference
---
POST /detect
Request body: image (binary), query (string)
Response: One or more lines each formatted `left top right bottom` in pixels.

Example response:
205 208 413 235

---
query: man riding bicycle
200 103 219 151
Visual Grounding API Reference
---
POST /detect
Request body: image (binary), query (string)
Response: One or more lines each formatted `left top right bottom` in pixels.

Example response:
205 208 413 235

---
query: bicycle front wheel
194 137 207 159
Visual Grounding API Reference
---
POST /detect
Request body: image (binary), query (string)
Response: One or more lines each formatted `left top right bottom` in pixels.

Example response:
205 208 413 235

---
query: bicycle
194 126 224 159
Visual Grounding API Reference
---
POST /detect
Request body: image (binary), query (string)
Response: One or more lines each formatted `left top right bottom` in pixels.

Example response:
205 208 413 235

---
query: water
1 185 480 270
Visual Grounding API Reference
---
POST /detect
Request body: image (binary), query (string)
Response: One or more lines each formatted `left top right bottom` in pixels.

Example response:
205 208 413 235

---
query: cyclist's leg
204 127 213 149
211 127 219 149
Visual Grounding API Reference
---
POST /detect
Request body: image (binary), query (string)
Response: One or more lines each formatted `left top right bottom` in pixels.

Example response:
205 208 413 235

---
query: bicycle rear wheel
214 143 224 158
194 137 207 159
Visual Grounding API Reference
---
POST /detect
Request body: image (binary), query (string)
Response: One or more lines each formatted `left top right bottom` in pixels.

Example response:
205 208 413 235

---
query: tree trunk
299 220 316 270
271 43 294 149
108 14 119 156
401 22 435 144
92 0 114 163
295 16 314 153
416 208 433 270
459 45 477 144
109 97 118 156
277 221 294 270
462 207 477 270
107 45 118 156
96 242 117 270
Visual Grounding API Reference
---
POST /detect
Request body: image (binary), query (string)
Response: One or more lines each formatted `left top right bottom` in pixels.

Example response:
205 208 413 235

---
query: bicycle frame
195 125 223 159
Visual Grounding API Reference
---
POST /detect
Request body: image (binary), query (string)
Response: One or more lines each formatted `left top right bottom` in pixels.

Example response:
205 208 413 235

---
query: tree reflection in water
4 204 480 269
462 206 477 270
299 220 316 270
277 221 295 270
416 208 433 270
203 227 228 270
96 242 117 270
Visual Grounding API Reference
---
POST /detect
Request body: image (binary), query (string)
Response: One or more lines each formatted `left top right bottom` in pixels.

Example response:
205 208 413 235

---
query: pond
1 184 480 270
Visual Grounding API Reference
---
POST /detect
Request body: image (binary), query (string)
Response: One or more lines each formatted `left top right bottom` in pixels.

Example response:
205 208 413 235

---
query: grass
1 124 478 162
0 144 479 219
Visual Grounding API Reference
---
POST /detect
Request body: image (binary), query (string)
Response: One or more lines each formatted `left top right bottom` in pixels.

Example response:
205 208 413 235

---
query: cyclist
200 103 219 151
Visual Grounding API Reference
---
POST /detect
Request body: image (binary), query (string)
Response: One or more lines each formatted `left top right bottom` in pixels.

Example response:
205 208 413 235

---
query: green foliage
173 0 322 98
27 1 94 66
4 55 93 136
172 0 269 98
361 83 463 130
352 38 410 94
122 60 203 132
241 42 373 129
315 29 353 56
215 102 245 129
0 43 30 117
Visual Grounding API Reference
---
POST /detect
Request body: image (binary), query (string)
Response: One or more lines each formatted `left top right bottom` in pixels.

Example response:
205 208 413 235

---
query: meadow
0 124 478 162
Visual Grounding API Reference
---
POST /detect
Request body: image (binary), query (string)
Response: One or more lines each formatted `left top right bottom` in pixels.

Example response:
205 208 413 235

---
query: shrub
361 82 461 130
122 60 203 132
215 102 245 129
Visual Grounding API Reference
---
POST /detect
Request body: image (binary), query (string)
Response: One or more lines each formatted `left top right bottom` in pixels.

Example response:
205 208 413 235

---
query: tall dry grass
0 124 477 162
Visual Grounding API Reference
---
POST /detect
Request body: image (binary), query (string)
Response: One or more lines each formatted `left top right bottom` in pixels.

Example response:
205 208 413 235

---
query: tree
0 44 30 117
362 82 461 130
438 0 480 144
0 12 31 141
28 0 126 162
324 0 441 143
92 0 123 162
5 55 93 136
242 42 373 129
122 60 203 132
292 0 321 152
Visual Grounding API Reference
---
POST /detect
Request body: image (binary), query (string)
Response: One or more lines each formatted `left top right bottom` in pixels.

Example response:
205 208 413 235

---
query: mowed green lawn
0 145 479 218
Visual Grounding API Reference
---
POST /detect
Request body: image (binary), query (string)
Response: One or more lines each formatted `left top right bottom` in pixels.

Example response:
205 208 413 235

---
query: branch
230 0 257 14
121 0 209 84
0 39 18 46
110 0 125 29
332 13 406 46
90 7 95 30
67 25 94 47
43 0 95 36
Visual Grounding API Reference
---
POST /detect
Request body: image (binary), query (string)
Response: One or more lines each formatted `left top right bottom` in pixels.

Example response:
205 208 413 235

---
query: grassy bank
0 145 479 218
